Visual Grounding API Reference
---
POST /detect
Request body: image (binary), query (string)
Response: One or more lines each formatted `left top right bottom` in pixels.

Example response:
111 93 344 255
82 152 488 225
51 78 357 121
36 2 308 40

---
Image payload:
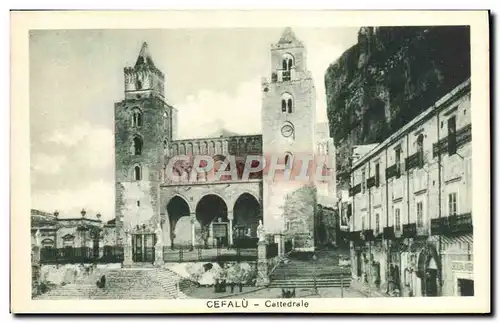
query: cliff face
325 26 471 186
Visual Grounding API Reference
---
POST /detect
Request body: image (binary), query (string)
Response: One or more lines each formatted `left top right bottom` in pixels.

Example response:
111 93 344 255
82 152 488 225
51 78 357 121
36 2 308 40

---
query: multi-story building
347 79 472 297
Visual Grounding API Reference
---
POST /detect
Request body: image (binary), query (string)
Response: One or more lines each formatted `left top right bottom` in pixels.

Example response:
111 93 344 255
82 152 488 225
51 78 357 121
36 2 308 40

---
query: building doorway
424 268 438 296
356 250 362 277
132 233 156 263
458 279 474 296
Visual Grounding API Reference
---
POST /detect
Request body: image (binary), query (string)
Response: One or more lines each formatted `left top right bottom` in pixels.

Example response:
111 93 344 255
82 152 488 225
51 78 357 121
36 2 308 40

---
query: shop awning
427 233 473 249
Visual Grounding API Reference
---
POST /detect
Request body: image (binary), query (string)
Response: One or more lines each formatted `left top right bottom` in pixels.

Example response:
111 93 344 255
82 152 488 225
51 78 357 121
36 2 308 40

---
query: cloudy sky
30 27 359 220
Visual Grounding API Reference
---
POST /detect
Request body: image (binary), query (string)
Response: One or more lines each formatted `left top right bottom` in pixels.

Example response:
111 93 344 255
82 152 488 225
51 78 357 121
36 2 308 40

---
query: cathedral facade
114 28 336 263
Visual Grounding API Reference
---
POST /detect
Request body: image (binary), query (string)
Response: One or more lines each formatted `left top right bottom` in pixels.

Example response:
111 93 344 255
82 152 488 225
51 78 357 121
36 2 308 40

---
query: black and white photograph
10 10 490 314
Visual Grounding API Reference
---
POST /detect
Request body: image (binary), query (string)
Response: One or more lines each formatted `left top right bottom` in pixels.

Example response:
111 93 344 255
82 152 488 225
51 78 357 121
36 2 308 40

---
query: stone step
36 283 97 299
269 278 352 288
36 268 191 300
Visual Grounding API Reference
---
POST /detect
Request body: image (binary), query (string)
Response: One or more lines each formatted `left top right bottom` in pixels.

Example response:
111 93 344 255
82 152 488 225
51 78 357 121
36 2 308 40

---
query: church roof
135 42 156 68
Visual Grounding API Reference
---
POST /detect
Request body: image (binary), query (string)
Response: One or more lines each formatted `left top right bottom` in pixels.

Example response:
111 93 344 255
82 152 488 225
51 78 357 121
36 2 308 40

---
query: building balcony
349 183 362 196
402 223 417 238
405 152 424 171
430 212 473 236
385 164 401 180
366 176 378 189
383 226 395 240
432 124 472 157
361 229 375 241
349 230 363 244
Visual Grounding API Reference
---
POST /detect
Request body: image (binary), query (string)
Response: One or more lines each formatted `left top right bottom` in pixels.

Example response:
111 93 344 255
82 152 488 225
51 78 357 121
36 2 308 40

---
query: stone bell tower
261 27 317 247
114 42 174 249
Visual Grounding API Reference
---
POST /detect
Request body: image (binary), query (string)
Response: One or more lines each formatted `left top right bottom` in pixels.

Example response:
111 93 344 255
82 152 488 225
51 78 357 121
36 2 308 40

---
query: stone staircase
269 250 351 289
35 283 98 300
35 267 192 300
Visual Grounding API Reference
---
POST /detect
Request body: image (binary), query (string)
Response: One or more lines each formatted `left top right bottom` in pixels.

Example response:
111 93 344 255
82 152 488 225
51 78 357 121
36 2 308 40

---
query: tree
281 184 317 249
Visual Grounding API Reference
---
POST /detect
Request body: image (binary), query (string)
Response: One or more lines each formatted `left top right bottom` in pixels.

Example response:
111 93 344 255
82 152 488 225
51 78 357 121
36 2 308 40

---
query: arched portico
166 195 191 249
233 193 261 239
196 194 229 247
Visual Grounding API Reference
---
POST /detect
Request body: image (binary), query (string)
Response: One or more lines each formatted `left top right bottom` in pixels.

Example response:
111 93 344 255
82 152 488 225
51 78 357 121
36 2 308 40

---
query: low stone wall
165 261 257 287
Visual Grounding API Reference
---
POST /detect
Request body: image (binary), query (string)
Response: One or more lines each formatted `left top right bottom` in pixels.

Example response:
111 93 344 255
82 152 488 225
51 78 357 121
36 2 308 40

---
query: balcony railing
383 226 395 239
349 231 363 243
282 70 291 81
430 213 473 236
433 124 472 157
385 164 401 180
366 176 376 189
402 223 417 238
362 229 375 241
349 183 362 196
405 151 423 171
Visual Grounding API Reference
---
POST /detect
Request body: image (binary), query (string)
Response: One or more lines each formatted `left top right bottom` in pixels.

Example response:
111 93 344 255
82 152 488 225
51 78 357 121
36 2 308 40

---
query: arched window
284 152 293 170
416 134 424 167
163 111 169 129
282 53 294 82
132 108 142 127
281 93 294 114
133 136 143 155
134 165 142 181
282 53 294 71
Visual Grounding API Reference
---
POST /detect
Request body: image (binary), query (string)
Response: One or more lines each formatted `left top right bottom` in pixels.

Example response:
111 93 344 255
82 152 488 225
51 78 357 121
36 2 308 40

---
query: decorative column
123 228 133 268
190 213 196 250
256 240 269 286
227 211 234 248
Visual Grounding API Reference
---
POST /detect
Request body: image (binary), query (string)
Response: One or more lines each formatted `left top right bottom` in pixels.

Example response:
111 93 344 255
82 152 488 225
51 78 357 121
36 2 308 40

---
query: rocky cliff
325 26 471 186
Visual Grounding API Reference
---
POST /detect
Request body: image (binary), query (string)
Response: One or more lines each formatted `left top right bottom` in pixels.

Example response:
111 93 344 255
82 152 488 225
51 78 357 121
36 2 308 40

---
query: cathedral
114 27 337 264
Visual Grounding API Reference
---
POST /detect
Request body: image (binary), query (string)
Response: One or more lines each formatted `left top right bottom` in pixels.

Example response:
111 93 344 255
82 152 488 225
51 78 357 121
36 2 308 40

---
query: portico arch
196 194 229 247
166 195 191 248
233 193 261 239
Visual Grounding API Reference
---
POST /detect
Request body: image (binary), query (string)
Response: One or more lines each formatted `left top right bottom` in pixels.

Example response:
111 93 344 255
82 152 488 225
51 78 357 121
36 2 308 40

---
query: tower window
281 93 294 114
134 165 142 181
133 136 143 155
163 111 169 130
132 109 142 127
284 152 293 170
